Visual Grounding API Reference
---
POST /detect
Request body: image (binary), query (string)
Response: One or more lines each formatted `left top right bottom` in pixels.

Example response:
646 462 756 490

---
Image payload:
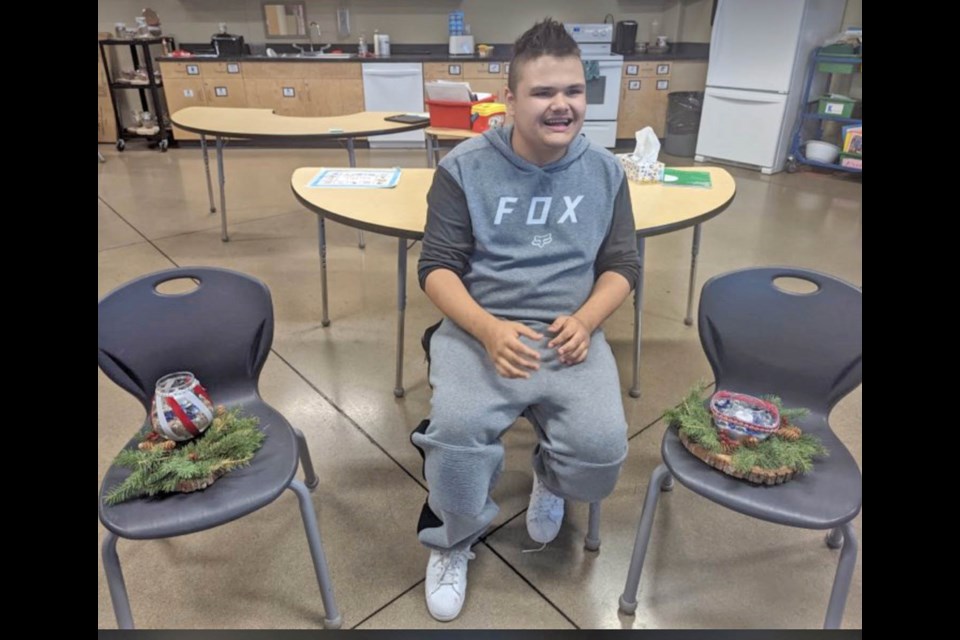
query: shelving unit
786 47 862 173
98 37 176 151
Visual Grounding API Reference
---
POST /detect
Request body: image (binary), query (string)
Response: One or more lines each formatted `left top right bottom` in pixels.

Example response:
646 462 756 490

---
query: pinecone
742 436 761 449
216 405 227 417
138 440 155 451
777 425 802 442
718 433 741 454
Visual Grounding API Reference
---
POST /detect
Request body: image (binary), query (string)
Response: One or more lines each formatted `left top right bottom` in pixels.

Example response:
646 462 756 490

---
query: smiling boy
412 18 639 621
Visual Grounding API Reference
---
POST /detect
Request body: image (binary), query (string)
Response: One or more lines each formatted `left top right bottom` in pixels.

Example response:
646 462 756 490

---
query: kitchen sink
294 51 355 59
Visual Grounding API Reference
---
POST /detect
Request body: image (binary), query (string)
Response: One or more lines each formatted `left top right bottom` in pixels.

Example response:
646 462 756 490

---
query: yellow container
471 102 506 131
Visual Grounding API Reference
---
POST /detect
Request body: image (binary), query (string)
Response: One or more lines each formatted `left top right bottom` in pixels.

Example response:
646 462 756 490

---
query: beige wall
99 0 722 45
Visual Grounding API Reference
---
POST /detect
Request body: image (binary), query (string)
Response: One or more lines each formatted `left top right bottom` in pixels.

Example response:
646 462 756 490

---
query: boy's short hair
507 18 581 92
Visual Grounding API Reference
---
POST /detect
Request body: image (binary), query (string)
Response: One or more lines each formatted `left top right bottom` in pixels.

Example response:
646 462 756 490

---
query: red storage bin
426 95 495 130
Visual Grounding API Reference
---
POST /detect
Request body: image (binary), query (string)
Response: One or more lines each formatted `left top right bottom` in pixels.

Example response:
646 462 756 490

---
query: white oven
565 23 624 148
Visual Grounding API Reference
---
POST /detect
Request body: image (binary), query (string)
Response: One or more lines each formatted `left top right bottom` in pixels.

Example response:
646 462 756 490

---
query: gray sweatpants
413 318 629 551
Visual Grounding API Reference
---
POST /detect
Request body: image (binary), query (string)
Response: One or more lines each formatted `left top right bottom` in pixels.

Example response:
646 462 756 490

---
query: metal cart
98 37 176 151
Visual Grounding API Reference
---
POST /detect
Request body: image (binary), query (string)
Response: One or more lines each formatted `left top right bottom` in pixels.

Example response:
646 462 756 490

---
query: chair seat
99 400 299 540
661 414 861 530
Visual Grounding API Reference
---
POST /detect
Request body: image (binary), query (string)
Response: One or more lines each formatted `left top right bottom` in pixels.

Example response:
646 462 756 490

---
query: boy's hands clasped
480 315 591 379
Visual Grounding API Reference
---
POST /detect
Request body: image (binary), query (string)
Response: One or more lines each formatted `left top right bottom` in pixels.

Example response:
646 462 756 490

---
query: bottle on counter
373 29 380 56
376 32 390 56
358 33 368 57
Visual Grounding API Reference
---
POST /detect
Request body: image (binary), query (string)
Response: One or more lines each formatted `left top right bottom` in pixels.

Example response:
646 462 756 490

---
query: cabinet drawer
160 61 206 78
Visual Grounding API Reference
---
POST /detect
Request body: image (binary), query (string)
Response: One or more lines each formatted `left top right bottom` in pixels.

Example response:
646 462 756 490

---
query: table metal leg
428 135 441 168
393 238 407 398
215 136 228 242
684 223 702 326
629 237 646 398
346 138 366 249
317 216 330 327
394 238 407 398
200 134 216 214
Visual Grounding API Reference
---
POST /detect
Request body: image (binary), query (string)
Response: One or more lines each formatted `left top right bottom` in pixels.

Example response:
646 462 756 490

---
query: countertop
157 42 708 64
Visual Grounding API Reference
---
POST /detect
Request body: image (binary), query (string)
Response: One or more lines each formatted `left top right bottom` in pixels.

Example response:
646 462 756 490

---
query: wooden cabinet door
618 63 671 138
245 78 307 116
164 78 207 140
203 78 248 108
98 39 117 142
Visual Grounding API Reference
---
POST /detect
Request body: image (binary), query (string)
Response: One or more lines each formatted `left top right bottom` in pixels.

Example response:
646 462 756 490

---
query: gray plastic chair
619 267 862 628
98 267 342 629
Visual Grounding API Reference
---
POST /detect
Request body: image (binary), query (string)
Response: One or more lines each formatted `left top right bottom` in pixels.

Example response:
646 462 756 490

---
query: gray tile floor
98 142 861 629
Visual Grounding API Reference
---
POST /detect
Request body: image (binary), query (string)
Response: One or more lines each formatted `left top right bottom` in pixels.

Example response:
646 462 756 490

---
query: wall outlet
337 8 350 37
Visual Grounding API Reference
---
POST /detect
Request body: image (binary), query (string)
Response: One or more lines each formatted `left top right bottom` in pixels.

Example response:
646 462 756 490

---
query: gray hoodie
418 125 639 324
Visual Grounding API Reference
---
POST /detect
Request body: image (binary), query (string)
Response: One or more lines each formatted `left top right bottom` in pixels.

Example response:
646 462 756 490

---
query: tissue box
617 154 665 184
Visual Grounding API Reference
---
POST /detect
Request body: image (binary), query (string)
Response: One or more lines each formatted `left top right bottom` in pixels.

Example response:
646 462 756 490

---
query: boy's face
505 55 586 166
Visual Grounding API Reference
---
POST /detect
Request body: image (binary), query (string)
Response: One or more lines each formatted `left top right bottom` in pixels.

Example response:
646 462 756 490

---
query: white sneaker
425 548 476 621
526 473 565 544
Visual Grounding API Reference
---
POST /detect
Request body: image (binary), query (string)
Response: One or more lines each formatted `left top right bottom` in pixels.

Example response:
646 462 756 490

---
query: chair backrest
98 267 274 410
698 267 861 414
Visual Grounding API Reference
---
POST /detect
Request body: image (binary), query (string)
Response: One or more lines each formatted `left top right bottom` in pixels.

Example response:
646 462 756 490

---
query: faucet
309 22 332 53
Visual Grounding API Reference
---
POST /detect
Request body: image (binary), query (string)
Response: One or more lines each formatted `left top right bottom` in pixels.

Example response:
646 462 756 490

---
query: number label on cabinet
656 64 670 75
656 79 669 91
625 64 639 76
214 86 229 97
282 87 296 98
488 63 501 74
627 80 641 90
227 63 240 74
186 64 200 75
183 88 195 97
448 64 462 76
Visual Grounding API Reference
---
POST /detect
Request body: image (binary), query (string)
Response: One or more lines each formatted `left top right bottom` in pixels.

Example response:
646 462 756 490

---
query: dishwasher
362 63 425 148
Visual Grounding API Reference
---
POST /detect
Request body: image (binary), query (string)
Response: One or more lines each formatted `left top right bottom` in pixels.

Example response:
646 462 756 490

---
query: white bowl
804 140 840 164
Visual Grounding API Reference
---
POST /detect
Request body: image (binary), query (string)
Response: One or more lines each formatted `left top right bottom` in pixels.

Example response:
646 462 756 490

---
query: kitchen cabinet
304 63 364 117
98 36 118 143
244 62 363 117
423 61 508 103
159 61 248 139
617 61 672 139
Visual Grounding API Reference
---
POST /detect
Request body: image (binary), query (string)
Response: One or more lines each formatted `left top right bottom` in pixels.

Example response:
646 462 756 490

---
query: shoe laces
531 480 563 523
432 550 476 590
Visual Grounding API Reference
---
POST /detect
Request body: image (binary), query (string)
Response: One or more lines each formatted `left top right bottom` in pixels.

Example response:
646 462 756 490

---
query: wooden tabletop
628 167 736 237
292 166 736 240
171 107 431 139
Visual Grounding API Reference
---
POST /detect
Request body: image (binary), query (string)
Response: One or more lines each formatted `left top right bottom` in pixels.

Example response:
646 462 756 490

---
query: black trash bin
663 91 704 157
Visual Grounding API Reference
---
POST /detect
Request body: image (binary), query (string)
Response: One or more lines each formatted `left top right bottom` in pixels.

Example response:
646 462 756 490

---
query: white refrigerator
694 0 845 174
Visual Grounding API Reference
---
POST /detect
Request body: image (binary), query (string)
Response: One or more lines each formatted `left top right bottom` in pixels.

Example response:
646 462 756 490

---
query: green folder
662 168 712 188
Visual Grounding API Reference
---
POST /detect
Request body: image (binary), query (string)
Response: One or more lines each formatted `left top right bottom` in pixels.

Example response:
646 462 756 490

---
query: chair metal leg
585 501 601 551
825 526 844 549
102 531 135 629
289 479 342 629
293 428 319 491
660 473 675 492
619 463 671 615
823 521 857 629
